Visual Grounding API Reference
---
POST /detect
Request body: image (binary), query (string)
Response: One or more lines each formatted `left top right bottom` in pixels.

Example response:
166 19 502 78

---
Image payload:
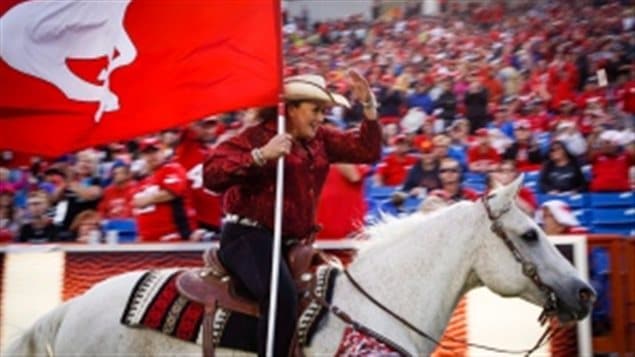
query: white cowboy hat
283 74 350 108
535 200 580 227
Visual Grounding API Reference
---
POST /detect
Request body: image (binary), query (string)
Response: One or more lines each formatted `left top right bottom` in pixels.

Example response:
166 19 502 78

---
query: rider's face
287 101 327 140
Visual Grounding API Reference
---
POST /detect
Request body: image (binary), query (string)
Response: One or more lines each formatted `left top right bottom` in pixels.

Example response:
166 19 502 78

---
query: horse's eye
521 229 538 242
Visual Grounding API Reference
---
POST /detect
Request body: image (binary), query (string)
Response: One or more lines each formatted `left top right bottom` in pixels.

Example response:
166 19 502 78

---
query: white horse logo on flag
0 0 136 122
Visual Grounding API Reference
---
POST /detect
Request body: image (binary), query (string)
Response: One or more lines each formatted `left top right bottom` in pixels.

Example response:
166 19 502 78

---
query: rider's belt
222 214 262 228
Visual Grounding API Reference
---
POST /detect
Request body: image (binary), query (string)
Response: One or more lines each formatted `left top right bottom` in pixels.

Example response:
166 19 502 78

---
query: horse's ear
488 174 524 213
510 173 524 196
491 177 504 190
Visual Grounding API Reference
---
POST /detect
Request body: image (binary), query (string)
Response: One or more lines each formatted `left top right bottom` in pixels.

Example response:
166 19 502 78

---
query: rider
203 71 381 356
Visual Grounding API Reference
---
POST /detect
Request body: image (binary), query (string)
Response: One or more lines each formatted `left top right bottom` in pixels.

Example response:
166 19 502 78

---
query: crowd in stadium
0 0 634 244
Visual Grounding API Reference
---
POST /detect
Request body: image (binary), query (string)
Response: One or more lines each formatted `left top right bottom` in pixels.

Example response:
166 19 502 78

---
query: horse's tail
3 301 70 356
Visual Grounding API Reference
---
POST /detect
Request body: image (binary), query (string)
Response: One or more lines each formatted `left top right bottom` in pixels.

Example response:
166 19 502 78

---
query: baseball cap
536 200 581 227
139 137 162 153
514 119 531 130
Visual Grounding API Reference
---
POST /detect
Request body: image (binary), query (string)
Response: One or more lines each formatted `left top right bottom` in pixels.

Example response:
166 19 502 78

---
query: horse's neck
344 203 485 352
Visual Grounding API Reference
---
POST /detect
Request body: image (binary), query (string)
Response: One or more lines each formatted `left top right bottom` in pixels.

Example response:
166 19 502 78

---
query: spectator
553 120 588 158
17 190 59 243
70 210 102 244
503 119 543 172
435 78 458 129
588 130 635 192
174 117 223 234
536 200 587 235
401 138 441 197
408 78 434 114
316 163 370 240
132 137 197 242
374 134 417 186
464 75 489 133
468 128 501 174
487 105 515 139
53 150 103 240
539 141 587 194
98 161 135 220
429 157 480 203
488 160 538 216
0 188 18 241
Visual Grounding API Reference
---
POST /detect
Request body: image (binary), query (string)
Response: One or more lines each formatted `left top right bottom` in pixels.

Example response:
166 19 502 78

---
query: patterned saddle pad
121 266 337 352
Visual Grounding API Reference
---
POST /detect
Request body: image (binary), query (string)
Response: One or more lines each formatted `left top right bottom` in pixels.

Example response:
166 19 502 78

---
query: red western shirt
132 161 197 241
174 128 223 228
204 118 382 239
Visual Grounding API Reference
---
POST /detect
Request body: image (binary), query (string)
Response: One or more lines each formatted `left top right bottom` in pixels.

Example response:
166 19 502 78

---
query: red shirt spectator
548 61 578 109
174 122 223 231
620 79 635 114
98 163 135 219
374 135 417 186
589 133 635 192
132 139 196 242
468 129 501 173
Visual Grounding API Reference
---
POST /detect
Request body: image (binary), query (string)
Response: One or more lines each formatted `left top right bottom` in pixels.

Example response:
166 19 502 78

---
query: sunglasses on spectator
440 167 459 173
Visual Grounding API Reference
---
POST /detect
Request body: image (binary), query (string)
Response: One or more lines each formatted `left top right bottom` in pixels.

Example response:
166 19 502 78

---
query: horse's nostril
579 287 596 304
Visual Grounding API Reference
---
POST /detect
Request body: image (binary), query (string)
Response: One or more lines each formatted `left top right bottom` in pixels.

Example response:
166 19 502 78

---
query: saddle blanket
121 266 337 352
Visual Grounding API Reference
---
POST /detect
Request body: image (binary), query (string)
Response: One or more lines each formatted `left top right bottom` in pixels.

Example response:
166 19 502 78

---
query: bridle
312 197 559 356
480 195 559 323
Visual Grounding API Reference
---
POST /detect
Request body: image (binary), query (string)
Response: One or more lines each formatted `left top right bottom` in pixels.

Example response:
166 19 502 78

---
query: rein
314 198 558 356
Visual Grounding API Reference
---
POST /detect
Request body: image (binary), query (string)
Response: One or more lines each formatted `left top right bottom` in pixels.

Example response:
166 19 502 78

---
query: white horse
0 0 136 121
5 176 595 356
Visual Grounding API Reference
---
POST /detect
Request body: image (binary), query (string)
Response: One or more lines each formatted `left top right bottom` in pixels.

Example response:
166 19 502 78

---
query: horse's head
473 175 596 323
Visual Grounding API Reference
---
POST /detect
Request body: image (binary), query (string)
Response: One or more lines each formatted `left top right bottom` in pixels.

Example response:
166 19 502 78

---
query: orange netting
62 251 202 300
431 297 468 357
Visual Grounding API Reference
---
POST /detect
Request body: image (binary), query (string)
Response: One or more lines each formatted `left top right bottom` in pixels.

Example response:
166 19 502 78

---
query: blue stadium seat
573 209 591 226
590 208 635 225
524 170 540 182
102 219 138 243
403 197 422 212
464 182 486 193
536 193 589 208
589 224 635 237
367 185 398 200
464 172 486 184
523 180 538 192
589 192 635 208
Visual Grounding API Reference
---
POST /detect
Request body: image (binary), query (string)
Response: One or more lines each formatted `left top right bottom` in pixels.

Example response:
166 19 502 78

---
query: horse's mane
357 200 474 255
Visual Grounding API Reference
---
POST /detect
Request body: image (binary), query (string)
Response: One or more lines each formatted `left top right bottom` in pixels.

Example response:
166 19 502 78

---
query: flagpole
266 100 285 357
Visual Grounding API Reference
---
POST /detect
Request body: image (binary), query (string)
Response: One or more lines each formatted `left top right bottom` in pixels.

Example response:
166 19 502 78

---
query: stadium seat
589 225 635 237
589 192 635 208
536 193 588 208
102 219 138 243
573 209 591 226
590 208 635 225
464 172 487 184
524 170 540 182
367 185 398 200
523 180 538 192
464 182 486 193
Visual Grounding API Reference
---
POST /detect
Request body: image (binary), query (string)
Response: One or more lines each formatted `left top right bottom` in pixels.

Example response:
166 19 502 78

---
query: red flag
0 0 282 156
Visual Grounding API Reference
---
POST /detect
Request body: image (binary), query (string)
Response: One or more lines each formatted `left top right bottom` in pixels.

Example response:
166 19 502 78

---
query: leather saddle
176 244 334 357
